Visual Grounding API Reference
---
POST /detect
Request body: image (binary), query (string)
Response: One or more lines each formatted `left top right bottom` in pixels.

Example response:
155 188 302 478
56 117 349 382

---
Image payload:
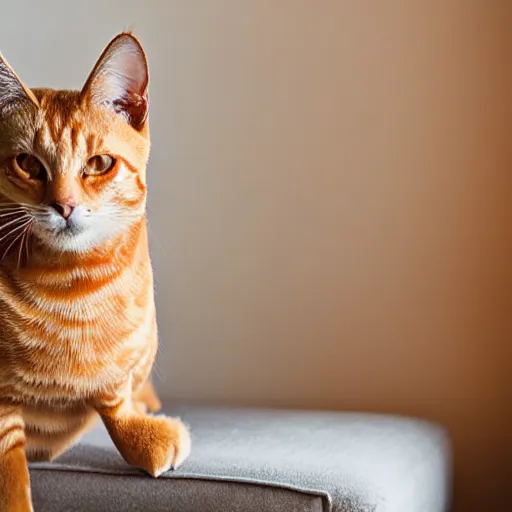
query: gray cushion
30 404 451 512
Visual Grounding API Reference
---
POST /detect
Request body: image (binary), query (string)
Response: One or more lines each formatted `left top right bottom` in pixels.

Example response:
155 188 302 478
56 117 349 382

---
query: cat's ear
0 53 39 113
81 32 149 130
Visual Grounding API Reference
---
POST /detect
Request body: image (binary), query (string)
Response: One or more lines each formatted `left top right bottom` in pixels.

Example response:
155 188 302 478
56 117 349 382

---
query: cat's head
0 33 150 255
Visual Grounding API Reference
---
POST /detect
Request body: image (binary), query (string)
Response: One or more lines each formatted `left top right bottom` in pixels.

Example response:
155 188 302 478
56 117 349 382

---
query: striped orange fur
0 33 190 511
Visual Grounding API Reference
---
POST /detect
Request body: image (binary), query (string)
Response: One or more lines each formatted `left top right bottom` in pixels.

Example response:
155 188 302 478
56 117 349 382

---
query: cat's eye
13 154 46 180
83 155 116 177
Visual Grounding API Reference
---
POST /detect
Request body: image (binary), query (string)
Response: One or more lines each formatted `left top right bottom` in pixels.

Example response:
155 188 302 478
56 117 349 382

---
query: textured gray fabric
31 471 324 512
30 404 451 512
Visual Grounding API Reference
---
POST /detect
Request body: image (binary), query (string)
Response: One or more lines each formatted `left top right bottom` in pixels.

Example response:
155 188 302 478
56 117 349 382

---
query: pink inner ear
113 91 149 130
82 33 149 129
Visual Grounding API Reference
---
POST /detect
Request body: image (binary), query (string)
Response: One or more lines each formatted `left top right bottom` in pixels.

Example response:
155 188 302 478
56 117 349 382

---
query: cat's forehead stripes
30 90 106 176
36 90 80 144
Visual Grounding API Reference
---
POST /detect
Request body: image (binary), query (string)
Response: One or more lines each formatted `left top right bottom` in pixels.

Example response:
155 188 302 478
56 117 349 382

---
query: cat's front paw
111 415 191 477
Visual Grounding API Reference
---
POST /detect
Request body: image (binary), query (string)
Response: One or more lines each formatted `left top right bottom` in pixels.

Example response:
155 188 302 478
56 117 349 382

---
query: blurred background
1 2 509 511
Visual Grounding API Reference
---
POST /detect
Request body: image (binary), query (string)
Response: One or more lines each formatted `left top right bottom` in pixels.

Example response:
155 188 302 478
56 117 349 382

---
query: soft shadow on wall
0 2 509 512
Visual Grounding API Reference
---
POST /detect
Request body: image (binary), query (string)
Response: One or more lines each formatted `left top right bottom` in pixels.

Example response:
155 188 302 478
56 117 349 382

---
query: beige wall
502 3 512 507
0 2 509 511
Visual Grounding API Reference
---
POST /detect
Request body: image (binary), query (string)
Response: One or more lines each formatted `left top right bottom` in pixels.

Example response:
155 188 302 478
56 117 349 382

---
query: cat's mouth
32 208 126 253
31 213 95 252
39 205 92 236
54 219 84 234
53 225 84 240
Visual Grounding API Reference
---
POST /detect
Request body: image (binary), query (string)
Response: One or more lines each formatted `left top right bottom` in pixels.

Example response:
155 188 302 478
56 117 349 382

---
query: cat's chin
33 227 115 254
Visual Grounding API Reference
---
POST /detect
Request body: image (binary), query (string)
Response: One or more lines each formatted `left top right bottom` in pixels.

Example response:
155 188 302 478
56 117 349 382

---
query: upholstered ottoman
29 404 451 511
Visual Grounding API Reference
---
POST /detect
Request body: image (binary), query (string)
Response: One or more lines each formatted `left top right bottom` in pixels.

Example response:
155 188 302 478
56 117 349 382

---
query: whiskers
0 202 41 269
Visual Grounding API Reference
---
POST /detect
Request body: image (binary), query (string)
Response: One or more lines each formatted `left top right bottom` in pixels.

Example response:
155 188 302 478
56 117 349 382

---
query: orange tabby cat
0 33 190 511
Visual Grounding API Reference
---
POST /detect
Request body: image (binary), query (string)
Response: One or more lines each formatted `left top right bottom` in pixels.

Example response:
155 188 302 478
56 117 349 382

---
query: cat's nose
50 202 75 220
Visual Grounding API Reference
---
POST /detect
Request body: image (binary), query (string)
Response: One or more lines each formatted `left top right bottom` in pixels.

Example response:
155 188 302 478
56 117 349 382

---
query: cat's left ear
81 32 149 130
0 53 40 112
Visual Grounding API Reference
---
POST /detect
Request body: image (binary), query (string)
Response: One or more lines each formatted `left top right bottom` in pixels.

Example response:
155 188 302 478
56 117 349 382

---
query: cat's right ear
80 33 149 130
0 53 40 113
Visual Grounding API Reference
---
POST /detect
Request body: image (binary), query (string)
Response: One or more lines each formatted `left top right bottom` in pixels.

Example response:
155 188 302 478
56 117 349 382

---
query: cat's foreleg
94 379 190 477
0 405 33 512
